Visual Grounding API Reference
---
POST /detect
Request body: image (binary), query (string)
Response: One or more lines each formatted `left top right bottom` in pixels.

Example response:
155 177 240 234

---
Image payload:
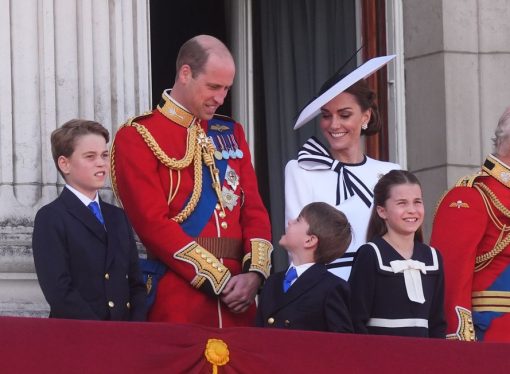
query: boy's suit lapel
273 264 327 311
60 188 107 243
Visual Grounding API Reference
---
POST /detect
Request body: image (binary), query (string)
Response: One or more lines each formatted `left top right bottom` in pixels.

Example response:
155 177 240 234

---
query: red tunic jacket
111 92 272 327
430 154 510 342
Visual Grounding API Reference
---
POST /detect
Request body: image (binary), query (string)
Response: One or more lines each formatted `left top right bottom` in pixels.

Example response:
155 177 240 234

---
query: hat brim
294 55 397 130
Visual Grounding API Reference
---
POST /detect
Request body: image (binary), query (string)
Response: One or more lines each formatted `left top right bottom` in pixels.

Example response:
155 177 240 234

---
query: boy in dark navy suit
32 119 146 320
256 202 353 332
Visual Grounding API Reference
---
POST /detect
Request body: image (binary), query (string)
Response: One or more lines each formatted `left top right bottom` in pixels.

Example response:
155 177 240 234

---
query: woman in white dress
285 57 400 280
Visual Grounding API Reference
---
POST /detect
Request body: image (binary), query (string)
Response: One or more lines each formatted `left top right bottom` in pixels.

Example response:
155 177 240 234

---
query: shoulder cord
473 182 510 271
113 120 204 224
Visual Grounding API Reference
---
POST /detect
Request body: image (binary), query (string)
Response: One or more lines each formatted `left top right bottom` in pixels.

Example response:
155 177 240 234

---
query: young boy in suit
32 119 146 321
256 202 353 332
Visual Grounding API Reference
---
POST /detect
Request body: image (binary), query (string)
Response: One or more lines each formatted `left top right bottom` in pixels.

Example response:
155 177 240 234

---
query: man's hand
220 272 261 314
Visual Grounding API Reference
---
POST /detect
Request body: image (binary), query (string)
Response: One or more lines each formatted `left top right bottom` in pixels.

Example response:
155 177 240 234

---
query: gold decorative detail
205 339 229 374
221 222 228 229
242 253 251 269
210 124 230 132
472 182 510 271
446 306 476 341
482 154 510 188
448 200 469 209
174 242 231 295
249 239 273 279
146 274 153 294
472 290 510 312
157 91 195 128
191 274 206 289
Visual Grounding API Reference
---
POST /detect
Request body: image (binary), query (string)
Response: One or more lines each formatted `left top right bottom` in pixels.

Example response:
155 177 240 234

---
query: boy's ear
304 234 318 250
57 155 71 175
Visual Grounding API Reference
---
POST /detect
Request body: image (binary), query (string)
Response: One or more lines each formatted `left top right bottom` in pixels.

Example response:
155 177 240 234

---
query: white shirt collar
289 262 315 278
65 185 100 207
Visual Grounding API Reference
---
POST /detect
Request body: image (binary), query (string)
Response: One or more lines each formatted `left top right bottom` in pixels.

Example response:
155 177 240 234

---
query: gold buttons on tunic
221 222 228 229
108 301 115 308
267 317 275 325
104 273 110 280
219 211 226 218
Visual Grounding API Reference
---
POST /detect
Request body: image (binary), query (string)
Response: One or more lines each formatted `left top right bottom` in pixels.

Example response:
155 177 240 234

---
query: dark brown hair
51 119 109 177
366 169 424 242
299 202 352 264
344 79 381 136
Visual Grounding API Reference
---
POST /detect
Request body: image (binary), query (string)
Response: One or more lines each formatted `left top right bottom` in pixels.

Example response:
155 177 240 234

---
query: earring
361 122 368 130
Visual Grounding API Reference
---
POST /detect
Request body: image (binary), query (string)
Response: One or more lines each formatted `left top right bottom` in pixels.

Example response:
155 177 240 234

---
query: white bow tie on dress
390 259 427 304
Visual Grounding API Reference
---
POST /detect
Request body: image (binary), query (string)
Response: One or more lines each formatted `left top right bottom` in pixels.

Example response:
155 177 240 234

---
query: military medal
225 166 240 191
217 135 229 160
209 136 223 160
222 186 239 211
225 136 236 159
230 134 244 159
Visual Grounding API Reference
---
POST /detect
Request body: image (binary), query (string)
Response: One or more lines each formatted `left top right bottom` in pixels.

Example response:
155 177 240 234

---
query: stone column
403 0 510 238
0 0 150 316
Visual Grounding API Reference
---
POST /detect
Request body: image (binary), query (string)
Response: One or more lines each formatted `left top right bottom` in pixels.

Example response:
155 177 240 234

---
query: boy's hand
220 272 261 313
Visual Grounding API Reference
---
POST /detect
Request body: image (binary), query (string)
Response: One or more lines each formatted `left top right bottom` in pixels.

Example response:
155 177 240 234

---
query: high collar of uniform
157 89 196 128
482 154 510 188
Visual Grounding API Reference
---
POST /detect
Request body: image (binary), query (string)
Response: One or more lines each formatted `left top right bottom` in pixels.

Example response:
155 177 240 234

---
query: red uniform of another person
430 154 510 341
111 91 272 327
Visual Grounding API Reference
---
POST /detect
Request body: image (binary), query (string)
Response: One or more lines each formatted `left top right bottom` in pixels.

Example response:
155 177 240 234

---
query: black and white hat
293 55 397 130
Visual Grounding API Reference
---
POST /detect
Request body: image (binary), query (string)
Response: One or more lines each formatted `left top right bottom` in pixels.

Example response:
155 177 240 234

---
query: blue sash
180 118 233 236
473 264 510 340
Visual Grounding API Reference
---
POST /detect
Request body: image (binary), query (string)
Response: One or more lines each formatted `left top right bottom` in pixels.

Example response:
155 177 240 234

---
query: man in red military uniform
430 106 510 342
111 35 272 327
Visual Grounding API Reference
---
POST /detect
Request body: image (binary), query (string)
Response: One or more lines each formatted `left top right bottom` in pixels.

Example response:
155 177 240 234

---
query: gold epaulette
125 111 153 127
432 171 484 219
454 171 485 188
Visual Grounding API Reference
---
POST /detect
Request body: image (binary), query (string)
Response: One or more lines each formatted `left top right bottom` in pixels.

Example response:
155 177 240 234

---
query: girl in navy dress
349 170 446 338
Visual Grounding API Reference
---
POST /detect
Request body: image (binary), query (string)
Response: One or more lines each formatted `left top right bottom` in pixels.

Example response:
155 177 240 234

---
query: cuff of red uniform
446 306 476 341
242 238 273 279
174 242 231 296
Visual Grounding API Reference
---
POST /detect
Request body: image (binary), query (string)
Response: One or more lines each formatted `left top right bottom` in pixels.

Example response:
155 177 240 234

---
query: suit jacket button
126 302 131 309
104 273 110 280
284 320 291 327
267 317 275 325
108 301 115 308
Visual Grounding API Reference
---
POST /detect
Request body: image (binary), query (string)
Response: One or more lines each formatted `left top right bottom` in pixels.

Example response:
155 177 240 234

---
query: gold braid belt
473 182 510 271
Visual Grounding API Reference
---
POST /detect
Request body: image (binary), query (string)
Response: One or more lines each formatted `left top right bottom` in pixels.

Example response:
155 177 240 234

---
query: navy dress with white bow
349 236 446 338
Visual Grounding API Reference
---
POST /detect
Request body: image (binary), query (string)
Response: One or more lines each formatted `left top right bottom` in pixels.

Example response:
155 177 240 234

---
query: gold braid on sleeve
446 306 476 341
